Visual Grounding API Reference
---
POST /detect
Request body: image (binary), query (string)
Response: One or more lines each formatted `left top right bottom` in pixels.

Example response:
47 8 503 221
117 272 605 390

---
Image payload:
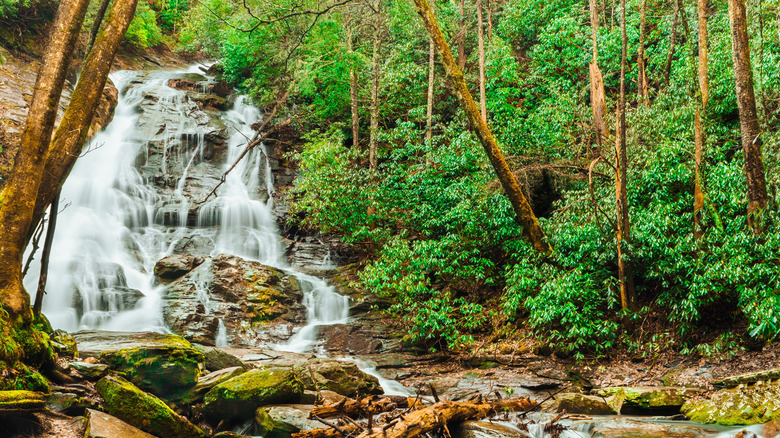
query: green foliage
125 0 165 48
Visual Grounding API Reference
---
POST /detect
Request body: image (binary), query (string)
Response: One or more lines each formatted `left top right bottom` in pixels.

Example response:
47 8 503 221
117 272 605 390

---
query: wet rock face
597 386 701 415
161 254 306 347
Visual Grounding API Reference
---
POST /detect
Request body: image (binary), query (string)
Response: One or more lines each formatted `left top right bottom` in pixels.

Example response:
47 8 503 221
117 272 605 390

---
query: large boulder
154 254 204 282
681 380 780 425
545 393 616 415
162 254 305 346
74 331 204 402
256 405 319 437
189 366 246 401
204 347 250 372
597 386 701 414
203 368 304 422
96 375 206 438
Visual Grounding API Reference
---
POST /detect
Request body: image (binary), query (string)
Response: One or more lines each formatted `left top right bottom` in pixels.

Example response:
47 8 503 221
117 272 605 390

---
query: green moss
96 375 206 438
203 368 304 421
0 309 55 392
0 390 46 410
682 381 780 425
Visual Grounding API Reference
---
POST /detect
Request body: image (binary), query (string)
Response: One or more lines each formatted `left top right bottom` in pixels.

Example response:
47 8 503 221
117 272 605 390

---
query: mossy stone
0 390 46 412
203 368 304 421
681 380 780 425
293 360 382 398
96 375 206 438
597 386 700 414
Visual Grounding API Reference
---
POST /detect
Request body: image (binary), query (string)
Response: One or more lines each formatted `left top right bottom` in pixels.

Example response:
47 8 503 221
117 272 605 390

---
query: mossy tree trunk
694 0 709 239
617 0 635 309
410 0 551 253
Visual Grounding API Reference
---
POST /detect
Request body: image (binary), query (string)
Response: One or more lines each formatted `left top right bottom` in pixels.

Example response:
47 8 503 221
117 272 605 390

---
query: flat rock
715 368 780 388
682 380 780 425
597 386 701 414
546 393 616 415
453 421 528 438
69 362 109 380
588 417 718 438
85 409 156 438
256 405 319 436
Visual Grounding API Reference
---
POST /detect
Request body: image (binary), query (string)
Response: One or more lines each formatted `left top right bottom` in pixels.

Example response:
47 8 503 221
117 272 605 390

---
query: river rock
69 361 109 380
256 405 319 437
96 375 206 438
74 330 204 402
162 254 305 346
0 390 46 413
546 393 616 415
203 367 305 421
46 391 99 415
588 417 717 438
681 380 780 425
190 366 246 401
154 254 205 282
453 421 528 438
597 386 701 414
50 329 79 358
204 347 250 371
85 409 156 438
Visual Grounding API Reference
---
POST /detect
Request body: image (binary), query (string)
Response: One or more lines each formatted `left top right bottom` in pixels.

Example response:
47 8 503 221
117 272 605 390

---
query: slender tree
426 0 436 146
589 0 608 148
0 0 90 317
618 0 635 309
637 0 649 106
728 0 768 233
458 0 466 70
346 7 360 149
369 0 382 170
410 0 551 252
477 0 487 121
664 0 681 86
694 0 709 238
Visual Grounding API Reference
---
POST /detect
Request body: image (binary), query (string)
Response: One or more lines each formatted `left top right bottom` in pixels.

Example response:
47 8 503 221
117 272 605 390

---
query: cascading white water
23 66 349 354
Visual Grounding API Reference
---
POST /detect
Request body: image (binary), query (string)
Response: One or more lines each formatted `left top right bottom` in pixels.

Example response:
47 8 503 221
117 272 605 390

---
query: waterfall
23 66 348 353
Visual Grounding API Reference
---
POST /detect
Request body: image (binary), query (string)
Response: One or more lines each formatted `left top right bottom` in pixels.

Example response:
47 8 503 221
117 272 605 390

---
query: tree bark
618 0 635 309
33 193 58 316
369 0 381 171
87 0 113 55
589 0 608 148
0 0 90 317
29 0 142 243
347 8 360 149
637 0 649 106
487 0 493 39
664 0 681 87
477 0 487 122
728 0 767 233
411 0 551 253
425 0 435 147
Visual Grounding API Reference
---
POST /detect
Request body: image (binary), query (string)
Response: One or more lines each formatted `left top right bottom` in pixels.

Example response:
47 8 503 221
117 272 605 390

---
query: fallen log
293 398 537 438
310 395 421 419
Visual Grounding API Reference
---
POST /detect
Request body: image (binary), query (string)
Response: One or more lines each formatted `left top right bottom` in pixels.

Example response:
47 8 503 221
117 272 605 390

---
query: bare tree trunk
410 0 551 253
728 0 768 233
477 0 487 122
618 0 635 309
369 0 381 171
87 0 113 55
33 193 58 316
590 0 608 149
487 0 493 39
637 0 649 106
458 0 466 70
30 0 142 238
664 0 681 87
0 0 89 317
694 0 709 239
425 0 435 146
347 9 360 149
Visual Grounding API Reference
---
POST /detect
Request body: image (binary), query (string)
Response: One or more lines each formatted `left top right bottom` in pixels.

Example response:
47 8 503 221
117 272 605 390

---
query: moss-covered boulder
204 347 249 372
203 368 304 421
96 375 206 438
546 393 616 415
292 359 381 397
85 408 156 438
0 390 46 413
69 361 109 380
597 386 701 414
681 380 780 425
74 331 204 402
256 405 318 437
50 329 79 358
189 366 246 401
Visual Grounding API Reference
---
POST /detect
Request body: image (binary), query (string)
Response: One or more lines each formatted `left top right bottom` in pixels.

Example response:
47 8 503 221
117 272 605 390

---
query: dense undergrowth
174 0 780 356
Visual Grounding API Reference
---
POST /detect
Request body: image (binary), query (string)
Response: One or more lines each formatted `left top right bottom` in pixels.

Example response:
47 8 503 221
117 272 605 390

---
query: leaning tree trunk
0 0 90 318
29 0 142 244
410 0 551 253
458 0 466 70
425 0 436 147
728 0 768 233
618 0 635 309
